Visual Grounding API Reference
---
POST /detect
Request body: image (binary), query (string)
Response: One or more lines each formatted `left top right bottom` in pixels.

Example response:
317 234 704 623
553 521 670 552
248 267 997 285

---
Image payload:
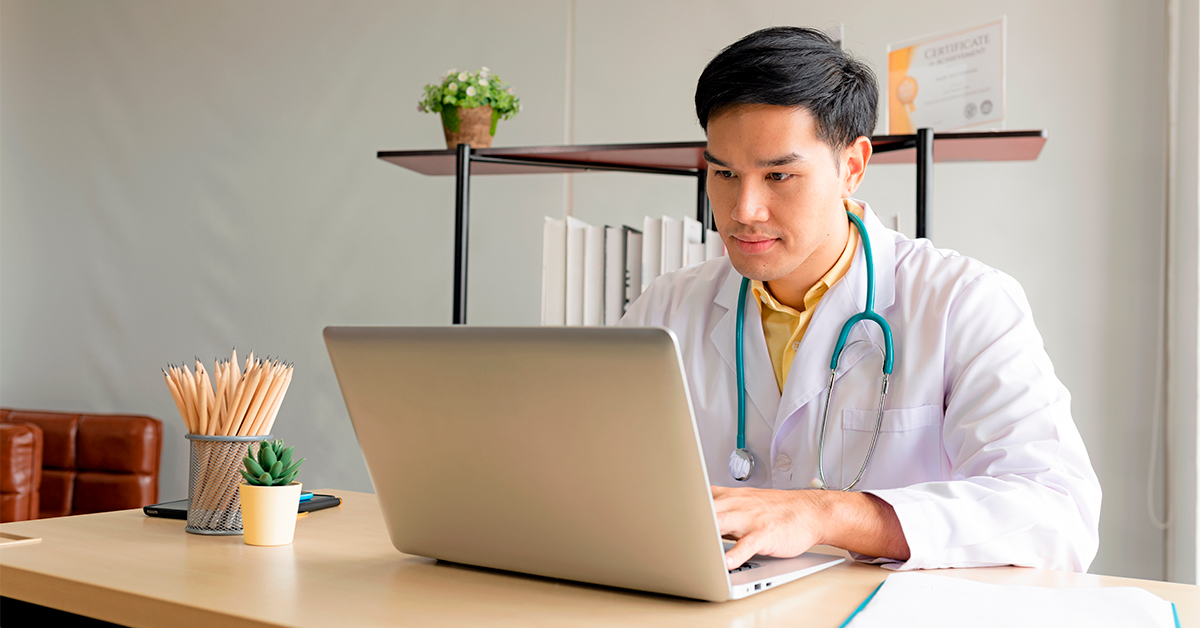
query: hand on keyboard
727 561 761 574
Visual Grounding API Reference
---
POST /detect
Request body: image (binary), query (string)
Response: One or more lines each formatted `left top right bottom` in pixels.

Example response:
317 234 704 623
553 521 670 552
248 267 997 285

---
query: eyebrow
702 150 729 167
702 150 807 169
759 152 806 168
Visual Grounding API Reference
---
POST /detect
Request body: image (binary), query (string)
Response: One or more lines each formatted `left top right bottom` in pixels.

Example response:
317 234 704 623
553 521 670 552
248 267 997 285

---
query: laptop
324 326 843 602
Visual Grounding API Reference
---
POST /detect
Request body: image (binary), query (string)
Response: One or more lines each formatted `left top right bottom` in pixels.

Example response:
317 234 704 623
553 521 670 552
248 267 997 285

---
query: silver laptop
324 326 843 602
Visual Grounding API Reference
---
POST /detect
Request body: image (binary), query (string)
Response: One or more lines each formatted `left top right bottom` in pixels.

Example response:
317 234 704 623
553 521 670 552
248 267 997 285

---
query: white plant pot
239 482 302 546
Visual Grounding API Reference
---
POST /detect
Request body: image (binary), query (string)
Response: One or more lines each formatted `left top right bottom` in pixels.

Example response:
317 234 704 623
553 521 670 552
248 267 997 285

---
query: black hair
695 26 878 150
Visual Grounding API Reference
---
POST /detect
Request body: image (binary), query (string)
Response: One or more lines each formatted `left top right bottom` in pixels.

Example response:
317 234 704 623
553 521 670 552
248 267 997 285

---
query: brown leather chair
1 408 162 519
1 421 43 521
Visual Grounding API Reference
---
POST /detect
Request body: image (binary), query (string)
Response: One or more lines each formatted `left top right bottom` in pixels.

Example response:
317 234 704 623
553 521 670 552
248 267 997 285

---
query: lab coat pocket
841 405 943 489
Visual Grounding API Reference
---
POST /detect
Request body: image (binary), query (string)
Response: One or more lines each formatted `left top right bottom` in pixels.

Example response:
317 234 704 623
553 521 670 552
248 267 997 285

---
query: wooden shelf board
378 130 1046 176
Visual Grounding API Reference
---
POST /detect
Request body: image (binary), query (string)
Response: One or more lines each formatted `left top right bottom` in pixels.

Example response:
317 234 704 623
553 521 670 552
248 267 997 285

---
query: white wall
1167 0 1200 584
0 0 1179 581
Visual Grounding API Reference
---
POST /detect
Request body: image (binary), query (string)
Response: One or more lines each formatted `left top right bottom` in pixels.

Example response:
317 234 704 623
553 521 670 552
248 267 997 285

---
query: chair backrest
1 408 161 517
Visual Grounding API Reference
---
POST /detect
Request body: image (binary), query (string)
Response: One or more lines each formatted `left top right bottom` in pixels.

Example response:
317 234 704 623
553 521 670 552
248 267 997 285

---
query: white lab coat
620 202 1101 572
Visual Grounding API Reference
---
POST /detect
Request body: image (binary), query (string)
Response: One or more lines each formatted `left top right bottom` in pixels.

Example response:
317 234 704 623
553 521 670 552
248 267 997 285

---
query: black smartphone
143 493 342 519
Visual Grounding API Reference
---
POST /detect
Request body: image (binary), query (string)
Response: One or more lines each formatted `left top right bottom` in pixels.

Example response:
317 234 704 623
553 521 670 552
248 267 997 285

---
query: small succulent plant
242 440 304 486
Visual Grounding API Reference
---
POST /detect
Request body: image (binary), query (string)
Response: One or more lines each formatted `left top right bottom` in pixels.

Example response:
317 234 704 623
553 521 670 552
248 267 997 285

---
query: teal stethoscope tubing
733 210 894 490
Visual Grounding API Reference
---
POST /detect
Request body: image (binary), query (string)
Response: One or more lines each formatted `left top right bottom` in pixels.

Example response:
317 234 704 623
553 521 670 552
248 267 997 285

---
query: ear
840 136 872 198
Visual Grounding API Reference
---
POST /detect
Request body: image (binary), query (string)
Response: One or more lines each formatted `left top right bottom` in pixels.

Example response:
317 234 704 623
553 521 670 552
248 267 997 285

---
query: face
704 104 871 292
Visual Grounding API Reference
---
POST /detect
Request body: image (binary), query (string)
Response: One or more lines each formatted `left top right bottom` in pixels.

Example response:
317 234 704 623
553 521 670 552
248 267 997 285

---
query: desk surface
1 489 1196 627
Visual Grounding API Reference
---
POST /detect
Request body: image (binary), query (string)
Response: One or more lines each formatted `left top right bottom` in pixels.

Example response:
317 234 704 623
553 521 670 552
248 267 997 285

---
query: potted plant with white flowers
418 67 521 148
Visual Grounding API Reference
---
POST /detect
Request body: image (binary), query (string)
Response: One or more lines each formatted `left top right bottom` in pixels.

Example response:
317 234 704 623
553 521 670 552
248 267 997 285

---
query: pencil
240 360 273 436
179 365 199 434
195 360 210 435
202 360 216 431
231 349 241 385
213 360 228 434
261 364 293 436
161 350 294 438
231 360 263 436
163 370 191 433
246 362 285 437
241 359 275 436
224 361 252 435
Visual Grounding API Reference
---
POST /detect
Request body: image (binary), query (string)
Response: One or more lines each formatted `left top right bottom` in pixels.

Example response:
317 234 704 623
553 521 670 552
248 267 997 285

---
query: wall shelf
378 129 1046 323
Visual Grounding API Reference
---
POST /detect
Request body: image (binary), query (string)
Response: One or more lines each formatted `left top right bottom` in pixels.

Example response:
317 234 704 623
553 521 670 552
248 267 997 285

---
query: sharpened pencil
162 349 294 437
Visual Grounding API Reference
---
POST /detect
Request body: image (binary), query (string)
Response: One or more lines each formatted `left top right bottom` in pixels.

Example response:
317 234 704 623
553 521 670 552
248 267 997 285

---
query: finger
724 534 762 571
714 508 753 541
710 486 750 512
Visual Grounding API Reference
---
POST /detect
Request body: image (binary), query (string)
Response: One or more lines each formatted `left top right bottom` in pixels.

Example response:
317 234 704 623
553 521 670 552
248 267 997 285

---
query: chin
728 256 782 282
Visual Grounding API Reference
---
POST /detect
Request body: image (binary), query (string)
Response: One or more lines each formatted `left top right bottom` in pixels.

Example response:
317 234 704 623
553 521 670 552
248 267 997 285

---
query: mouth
732 236 778 255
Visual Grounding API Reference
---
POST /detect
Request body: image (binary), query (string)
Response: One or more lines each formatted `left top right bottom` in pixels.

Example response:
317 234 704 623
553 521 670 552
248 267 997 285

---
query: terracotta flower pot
442 105 497 148
239 481 302 546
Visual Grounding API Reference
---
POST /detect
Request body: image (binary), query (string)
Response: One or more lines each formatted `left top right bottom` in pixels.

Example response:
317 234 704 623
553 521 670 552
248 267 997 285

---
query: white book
683 216 704 267
583 223 605 326
705 230 724 260
625 229 643 311
641 216 662 293
604 226 625 325
540 217 567 325
565 216 587 326
684 216 703 248
661 215 684 275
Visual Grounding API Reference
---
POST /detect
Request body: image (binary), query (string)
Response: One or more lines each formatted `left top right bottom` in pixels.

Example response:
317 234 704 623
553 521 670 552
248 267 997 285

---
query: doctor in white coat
620 27 1101 572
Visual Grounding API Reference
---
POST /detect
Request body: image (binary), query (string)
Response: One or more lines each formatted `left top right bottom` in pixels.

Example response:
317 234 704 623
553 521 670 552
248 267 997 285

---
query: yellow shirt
751 200 862 392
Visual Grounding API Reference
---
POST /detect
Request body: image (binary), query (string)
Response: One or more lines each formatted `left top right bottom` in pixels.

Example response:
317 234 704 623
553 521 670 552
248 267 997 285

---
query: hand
711 485 829 570
711 486 911 569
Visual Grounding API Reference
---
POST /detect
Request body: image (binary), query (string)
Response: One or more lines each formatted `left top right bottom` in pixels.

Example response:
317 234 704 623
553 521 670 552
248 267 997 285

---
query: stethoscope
728 210 894 491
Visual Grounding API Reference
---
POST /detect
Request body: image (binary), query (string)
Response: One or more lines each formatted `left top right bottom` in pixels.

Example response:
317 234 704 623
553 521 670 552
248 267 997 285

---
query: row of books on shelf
541 215 726 326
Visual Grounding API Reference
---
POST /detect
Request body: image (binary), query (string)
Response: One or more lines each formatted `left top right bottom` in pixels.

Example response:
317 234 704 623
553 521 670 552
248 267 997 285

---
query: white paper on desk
847 572 1176 628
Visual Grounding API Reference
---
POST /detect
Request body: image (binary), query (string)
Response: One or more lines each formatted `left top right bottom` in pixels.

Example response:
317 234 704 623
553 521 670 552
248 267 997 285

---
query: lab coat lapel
776 202 896 425
857 202 896 313
711 270 780 432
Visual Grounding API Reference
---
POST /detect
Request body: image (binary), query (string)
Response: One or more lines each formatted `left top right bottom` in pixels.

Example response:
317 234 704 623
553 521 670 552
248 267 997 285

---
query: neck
765 209 850 310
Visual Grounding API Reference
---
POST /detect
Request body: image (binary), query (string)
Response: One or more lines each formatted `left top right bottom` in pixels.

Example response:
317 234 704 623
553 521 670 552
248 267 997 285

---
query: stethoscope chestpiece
729 448 753 482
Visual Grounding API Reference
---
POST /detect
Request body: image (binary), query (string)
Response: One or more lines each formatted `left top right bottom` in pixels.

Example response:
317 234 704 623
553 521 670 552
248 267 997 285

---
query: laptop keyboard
728 561 761 574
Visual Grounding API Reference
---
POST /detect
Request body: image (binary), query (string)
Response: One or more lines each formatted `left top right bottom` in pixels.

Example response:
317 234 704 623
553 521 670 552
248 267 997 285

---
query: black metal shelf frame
445 129 935 324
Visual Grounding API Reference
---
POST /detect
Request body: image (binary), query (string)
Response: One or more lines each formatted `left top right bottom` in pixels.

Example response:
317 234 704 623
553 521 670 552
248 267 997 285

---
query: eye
712 169 736 180
768 172 793 182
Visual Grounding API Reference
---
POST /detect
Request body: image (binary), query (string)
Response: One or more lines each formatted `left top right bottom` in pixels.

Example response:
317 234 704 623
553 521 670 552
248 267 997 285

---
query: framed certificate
887 18 1006 133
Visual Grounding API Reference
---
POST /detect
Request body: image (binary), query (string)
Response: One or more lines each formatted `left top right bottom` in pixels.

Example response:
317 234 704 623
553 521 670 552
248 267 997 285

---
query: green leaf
441 107 461 133
278 470 298 485
244 456 266 477
257 471 273 484
269 460 283 477
261 445 277 468
240 470 258 484
280 446 294 468
281 458 306 477
490 108 500 136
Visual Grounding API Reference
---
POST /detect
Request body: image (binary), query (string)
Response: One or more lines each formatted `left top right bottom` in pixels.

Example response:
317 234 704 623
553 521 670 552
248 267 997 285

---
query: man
620 26 1101 572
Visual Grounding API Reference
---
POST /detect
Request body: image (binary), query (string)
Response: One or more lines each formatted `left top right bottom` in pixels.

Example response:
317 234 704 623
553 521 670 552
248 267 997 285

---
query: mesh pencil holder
185 433 273 535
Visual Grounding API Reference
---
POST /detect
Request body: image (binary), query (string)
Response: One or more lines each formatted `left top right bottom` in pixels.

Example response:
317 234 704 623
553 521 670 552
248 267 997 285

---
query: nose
730 179 770 225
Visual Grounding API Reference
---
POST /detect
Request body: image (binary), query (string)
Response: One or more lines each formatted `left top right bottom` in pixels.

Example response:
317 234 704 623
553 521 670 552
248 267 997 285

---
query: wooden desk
2 489 1196 627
